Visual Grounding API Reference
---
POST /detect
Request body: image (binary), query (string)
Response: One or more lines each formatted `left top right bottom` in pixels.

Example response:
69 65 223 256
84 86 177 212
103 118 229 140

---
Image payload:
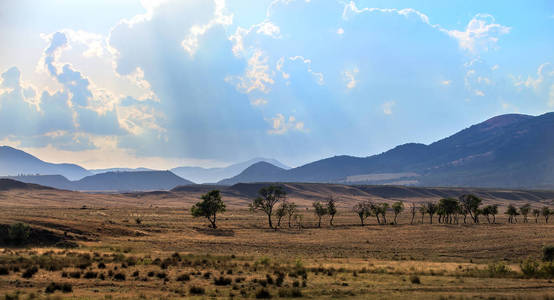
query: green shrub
114 273 126 281
487 262 511 277
543 245 554 262
520 258 539 276
540 261 554 277
8 223 31 245
214 276 232 286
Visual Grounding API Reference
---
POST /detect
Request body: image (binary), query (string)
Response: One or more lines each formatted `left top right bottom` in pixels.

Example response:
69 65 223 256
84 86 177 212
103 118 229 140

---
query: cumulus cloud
228 49 275 94
267 113 305 135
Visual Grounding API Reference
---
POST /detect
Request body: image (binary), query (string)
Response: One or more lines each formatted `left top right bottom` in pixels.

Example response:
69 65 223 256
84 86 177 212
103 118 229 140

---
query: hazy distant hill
0 178 54 191
171 158 290 184
218 113 554 189
218 162 287 185
89 167 153 174
0 146 91 180
7 171 194 191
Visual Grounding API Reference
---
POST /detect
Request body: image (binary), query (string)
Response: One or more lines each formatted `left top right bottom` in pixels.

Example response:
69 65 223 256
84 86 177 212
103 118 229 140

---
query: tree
379 203 389 224
353 201 371 226
532 208 540 223
327 195 337 226
312 201 328 228
250 185 286 229
286 202 297 228
424 202 437 224
438 198 459 224
519 204 531 223
459 194 482 224
482 205 498 224
419 205 426 224
392 201 404 224
542 206 551 223
410 203 417 225
8 222 31 245
191 190 226 229
275 203 288 227
505 204 519 224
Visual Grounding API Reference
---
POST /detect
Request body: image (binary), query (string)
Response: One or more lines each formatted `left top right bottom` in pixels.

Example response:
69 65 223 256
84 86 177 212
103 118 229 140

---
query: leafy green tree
519 204 531 223
459 194 482 224
419 205 426 224
327 195 337 226
542 206 551 223
380 203 389 224
8 222 31 245
312 201 328 228
438 198 459 224
424 202 437 224
392 201 404 224
250 185 286 229
191 190 226 229
505 204 519 224
482 205 499 224
353 201 371 226
286 202 297 228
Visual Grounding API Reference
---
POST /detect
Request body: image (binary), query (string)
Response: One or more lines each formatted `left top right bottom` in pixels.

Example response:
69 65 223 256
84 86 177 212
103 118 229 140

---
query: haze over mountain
219 113 554 189
89 167 153 174
0 146 91 180
171 158 290 184
5 171 193 192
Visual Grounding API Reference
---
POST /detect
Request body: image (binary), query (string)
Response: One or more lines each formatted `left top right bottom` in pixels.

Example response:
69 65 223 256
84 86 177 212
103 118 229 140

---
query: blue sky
0 0 553 169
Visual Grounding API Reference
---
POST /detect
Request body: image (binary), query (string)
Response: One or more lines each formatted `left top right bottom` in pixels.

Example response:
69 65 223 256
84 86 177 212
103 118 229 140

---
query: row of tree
189 185 553 229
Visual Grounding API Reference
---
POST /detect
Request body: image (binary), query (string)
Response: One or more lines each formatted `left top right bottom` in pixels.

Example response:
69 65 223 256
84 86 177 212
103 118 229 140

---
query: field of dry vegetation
0 188 553 299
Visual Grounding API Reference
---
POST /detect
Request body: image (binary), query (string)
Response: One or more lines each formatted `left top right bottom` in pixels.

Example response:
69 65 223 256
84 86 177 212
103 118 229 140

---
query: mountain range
219 113 554 189
5 171 193 192
2 112 554 190
170 158 289 184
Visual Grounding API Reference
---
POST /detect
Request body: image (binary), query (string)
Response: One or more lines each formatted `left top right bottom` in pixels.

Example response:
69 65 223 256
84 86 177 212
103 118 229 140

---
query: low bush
255 288 272 299
176 273 190 282
278 288 303 298
487 262 511 277
214 276 232 286
520 258 539 276
409 275 421 284
189 286 205 295
114 273 126 281
84 271 97 279
0 267 9 275
21 266 38 278
8 223 31 245
45 282 72 293
69 271 81 279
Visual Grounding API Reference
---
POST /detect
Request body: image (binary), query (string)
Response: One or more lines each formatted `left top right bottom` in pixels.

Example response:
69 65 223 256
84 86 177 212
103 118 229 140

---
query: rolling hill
0 146 91 180
171 157 290 184
5 171 194 192
218 113 554 189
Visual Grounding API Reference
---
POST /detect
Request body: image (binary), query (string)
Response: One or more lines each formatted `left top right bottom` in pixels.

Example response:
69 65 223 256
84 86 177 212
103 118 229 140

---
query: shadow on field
193 227 235 236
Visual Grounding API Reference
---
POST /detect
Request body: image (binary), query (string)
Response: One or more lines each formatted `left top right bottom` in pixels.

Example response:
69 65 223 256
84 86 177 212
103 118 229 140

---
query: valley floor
0 204 553 299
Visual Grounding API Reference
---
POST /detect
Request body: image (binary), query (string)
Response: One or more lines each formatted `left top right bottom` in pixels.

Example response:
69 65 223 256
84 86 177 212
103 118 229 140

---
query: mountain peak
477 114 533 131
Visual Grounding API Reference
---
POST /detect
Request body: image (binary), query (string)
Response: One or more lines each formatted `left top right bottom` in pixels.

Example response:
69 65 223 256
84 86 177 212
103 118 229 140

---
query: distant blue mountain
0 146 91 180
171 157 290 184
217 113 554 189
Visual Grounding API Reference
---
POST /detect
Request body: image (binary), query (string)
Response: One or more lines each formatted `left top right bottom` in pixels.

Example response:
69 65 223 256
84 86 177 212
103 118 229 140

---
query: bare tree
532 208 540 223
250 185 286 229
419 205 426 224
275 202 288 227
410 202 417 225
542 206 551 223
286 202 297 228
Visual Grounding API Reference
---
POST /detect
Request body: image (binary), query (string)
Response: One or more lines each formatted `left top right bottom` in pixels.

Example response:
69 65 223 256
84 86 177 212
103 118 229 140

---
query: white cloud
441 80 452 86
230 21 281 57
343 2 509 54
514 62 552 89
251 98 268 106
337 27 344 35
474 90 485 96
288 56 324 85
227 49 275 94
446 14 510 53
343 67 358 89
491 64 499 71
267 113 305 135
381 101 395 115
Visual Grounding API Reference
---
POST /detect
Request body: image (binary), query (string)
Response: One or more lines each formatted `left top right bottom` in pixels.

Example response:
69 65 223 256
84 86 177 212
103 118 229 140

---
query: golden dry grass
0 189 553 299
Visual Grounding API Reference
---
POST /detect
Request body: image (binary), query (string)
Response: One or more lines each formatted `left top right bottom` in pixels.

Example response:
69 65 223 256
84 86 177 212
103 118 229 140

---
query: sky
0 0 553 169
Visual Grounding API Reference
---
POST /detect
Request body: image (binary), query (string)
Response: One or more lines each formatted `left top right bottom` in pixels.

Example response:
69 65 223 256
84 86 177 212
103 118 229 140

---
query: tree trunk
394 214 398 225
330 214 334 226
359 216 364 226
318 216 321 228
267 213 273 229
376 215 381 225
463 215 467 224
429 214 433 224
492 215 496 224
410 213 415 225
486 215 491 224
